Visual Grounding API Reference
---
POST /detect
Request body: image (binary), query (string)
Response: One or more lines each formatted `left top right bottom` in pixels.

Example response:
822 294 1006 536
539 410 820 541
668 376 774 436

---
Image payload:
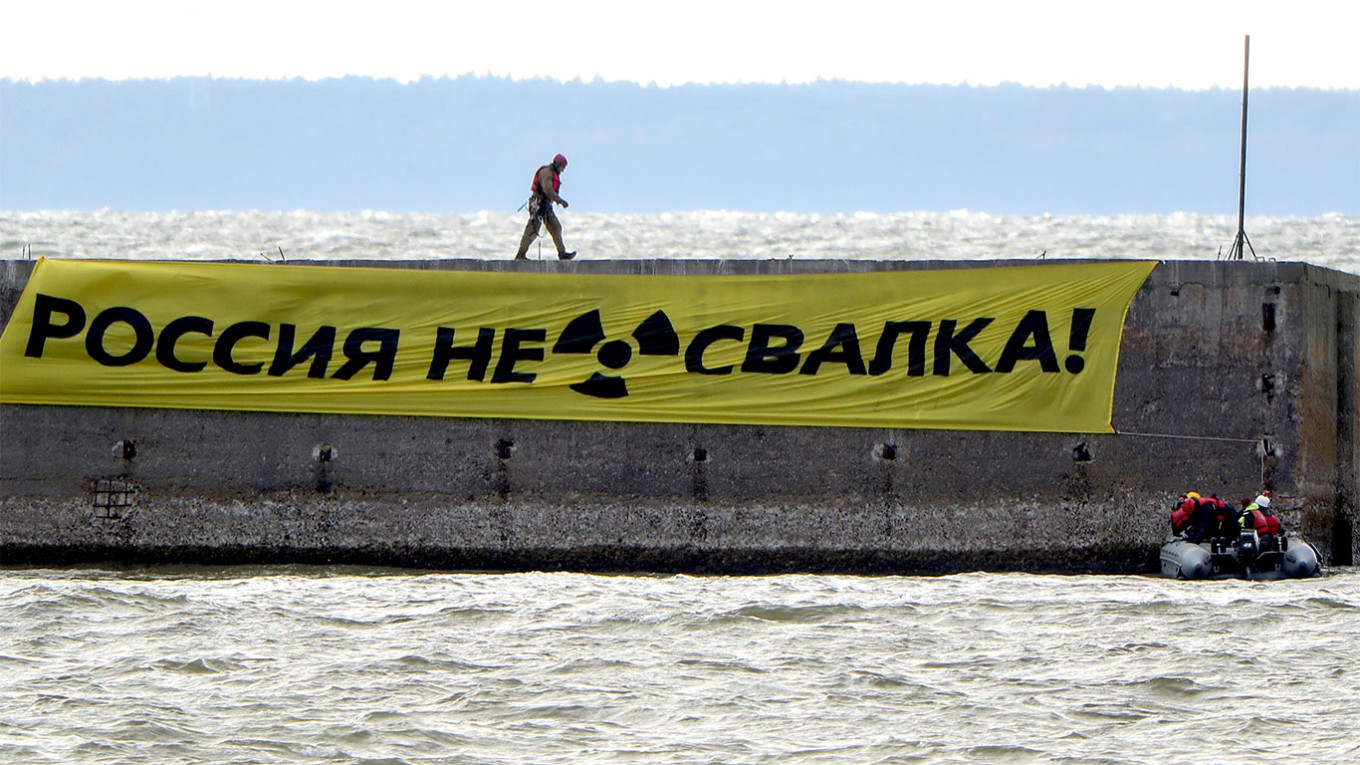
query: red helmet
553 153 568 169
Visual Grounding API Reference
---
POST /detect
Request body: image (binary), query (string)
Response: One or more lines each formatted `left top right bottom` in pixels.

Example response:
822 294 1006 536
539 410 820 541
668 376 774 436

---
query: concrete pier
2 258 1356 573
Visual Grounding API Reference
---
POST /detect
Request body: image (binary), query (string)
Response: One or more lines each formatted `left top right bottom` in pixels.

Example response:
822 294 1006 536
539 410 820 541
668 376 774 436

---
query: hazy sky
3 0 1357 89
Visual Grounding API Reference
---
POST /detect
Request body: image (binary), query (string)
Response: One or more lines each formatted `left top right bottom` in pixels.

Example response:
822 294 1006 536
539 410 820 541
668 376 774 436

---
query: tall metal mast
1229 34 1256 260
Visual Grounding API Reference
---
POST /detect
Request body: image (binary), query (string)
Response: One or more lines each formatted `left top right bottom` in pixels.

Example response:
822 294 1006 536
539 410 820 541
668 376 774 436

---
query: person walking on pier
515 153 576 260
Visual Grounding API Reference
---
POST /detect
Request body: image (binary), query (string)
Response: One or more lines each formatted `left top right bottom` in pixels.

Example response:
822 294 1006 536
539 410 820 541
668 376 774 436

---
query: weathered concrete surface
2 258 1356 573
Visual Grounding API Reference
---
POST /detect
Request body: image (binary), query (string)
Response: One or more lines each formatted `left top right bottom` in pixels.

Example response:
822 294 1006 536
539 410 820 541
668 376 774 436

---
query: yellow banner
0 259 1155 432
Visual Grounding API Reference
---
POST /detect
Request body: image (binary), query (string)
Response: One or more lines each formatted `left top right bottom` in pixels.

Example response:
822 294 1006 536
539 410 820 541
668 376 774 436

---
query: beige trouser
515 207 566 258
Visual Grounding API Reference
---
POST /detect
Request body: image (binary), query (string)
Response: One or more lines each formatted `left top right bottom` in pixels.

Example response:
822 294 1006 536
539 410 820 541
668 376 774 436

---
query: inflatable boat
1160 528 1320 580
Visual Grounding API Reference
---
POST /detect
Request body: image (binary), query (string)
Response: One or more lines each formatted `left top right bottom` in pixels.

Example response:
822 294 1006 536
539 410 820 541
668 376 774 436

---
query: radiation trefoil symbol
552 309 679 398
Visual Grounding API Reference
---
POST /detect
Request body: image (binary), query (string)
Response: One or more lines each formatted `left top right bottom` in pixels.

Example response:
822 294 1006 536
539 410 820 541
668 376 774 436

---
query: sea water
2 210 1359 763
3 209 1358 275
0 566 1357 764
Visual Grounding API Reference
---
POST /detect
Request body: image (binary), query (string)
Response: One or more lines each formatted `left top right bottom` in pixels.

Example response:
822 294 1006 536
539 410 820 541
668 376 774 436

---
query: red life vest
1247 508 1281 535
1200 496 1228 519
1171 498 1197 532
531 165 560 196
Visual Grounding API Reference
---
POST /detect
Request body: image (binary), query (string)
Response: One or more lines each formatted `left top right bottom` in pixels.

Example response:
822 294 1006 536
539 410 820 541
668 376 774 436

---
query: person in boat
1200 495 1240 540
1171 492 1231 543
1171 492 1202 538
1239 491 1284 537
514 153 576 261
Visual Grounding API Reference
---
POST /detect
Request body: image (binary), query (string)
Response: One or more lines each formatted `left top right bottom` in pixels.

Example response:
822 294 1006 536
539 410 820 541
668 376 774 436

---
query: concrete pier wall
2 258 1357 573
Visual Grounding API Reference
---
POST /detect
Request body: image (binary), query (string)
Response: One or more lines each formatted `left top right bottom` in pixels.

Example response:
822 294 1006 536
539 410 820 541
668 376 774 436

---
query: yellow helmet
1186 491 1201 499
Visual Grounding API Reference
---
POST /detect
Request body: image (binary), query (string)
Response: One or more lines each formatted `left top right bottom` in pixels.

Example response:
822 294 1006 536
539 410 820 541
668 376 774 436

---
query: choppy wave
1 567 1357 764
3 209 1358 275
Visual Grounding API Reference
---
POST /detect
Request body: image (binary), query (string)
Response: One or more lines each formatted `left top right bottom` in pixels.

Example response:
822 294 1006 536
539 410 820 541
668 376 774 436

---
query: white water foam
3 210 1358 275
